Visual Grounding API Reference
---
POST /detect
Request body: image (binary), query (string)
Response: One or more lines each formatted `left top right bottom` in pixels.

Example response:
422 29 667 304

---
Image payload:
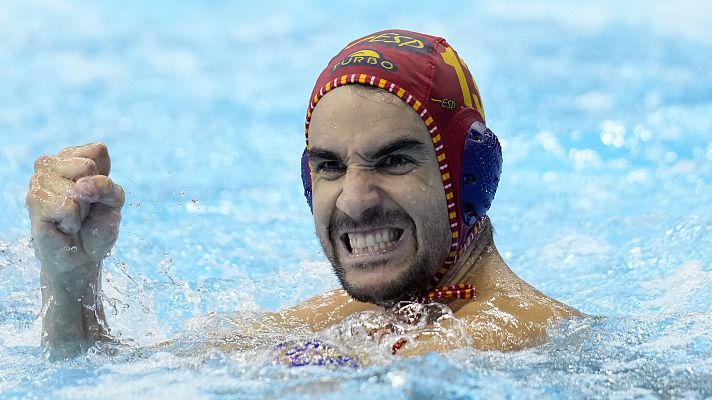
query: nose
336 167 382 221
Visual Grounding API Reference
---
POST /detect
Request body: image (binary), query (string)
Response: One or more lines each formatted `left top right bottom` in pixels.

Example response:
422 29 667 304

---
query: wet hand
26 143 124 284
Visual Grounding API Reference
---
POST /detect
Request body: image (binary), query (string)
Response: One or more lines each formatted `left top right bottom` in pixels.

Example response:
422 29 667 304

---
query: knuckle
35 172 50 188
91 175 110 192
93 143 111 175
95 143 109 157
34 155 52 172
58 145 78 157
65 144 81 153
28 174 40 190
77 158 99 177
25 186 45 206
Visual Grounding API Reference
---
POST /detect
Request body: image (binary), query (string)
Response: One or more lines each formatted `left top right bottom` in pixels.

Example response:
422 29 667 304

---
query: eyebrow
308 147 343 163
369 138 426 160
308 138 426 163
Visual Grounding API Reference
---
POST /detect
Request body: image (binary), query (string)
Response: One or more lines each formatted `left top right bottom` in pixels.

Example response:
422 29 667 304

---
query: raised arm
26 143 125 359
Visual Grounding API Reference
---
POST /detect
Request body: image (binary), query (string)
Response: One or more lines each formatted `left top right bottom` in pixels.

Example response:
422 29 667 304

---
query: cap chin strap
420 213 488 303
420 284 476 303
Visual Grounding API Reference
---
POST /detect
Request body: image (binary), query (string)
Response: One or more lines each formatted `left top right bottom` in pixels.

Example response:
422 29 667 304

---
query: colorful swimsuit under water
274 339 360 368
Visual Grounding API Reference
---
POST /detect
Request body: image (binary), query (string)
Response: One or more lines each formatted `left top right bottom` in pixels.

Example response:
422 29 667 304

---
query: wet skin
26 143 123 359
292 86 581 351
307 85 451 306
26 87 581 359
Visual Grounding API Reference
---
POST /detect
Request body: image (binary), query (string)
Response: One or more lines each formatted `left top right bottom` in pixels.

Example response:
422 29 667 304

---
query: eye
376 155 417 174
315 161 346 179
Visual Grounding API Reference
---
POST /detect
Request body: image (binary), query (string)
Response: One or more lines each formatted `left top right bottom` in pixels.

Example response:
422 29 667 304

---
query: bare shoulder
454 288 582 351
277 289 377 331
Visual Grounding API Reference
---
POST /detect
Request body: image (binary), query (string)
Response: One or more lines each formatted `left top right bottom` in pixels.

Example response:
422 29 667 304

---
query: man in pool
26 29 581 359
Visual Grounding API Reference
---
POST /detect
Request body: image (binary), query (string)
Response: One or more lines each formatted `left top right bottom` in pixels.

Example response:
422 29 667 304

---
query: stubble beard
321 207 441 307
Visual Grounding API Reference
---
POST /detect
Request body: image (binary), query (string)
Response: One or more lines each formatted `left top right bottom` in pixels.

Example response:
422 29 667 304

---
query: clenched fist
27 143 124 278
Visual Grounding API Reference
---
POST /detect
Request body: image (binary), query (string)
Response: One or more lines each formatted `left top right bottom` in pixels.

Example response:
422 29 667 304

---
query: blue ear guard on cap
300 121 501 222
460 121 502 225
301 148 313 212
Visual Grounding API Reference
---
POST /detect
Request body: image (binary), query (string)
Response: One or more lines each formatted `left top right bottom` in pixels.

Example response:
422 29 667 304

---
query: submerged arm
178 290 376 353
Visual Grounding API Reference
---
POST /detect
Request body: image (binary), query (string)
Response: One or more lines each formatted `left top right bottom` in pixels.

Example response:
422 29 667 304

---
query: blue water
1 0 711 398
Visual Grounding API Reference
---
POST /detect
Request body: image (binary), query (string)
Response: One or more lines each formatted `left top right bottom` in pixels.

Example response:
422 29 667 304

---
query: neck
438 217 494 289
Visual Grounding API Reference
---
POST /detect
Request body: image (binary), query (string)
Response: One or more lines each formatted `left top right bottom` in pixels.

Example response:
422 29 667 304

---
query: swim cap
302 29 502 286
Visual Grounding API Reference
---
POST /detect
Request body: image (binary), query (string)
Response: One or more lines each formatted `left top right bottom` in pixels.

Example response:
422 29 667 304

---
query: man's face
308 86 451 305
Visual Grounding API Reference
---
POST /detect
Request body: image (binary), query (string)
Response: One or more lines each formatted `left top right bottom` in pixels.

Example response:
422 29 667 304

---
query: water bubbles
536 130 566 158
663 151 678 163
387 371 407 388
542 171 558 183
633 125 652 142
626 169 649 184
160 253 173 270
600 120 626 148
314 301 471 362
575 91 613 112
63 245 78 253
569 148 603 171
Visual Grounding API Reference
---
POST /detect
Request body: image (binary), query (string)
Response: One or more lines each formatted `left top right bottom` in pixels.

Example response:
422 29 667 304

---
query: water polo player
26 29 581 360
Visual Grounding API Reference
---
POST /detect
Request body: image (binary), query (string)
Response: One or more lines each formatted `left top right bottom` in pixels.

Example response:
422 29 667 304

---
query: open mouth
341 228 404 255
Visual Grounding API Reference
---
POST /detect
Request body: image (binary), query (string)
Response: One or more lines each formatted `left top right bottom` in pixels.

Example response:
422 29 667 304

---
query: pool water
1 0 711 398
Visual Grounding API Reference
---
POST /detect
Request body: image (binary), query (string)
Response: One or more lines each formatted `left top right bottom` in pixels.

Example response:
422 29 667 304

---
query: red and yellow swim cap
302 29 502 287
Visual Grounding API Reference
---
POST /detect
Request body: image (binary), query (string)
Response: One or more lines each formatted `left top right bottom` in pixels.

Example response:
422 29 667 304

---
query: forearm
40 263 111 359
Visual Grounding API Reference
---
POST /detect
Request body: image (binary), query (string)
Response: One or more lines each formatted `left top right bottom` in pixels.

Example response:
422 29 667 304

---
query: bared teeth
348 229 400 255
